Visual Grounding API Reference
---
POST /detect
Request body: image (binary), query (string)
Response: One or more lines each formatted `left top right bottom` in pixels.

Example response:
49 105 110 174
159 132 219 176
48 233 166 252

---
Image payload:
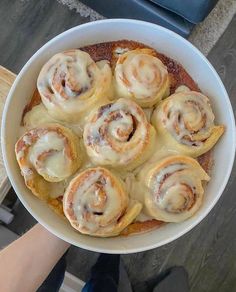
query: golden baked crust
23 40 200 120
37 50 112 123
121 219 164 236
15 123 81 201
152 91 225 157
81 40 200 93
18 40 218 236
113 48 170 107
48 197 64 217
143 155 210 222
63 167 142 237
83 98 156 170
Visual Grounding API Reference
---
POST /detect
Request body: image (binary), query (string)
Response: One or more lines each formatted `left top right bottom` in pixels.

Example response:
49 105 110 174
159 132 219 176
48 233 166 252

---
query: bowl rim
2 18 236 254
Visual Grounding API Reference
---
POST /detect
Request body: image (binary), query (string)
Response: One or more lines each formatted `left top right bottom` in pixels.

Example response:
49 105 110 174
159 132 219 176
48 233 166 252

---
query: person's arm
0 223 70 292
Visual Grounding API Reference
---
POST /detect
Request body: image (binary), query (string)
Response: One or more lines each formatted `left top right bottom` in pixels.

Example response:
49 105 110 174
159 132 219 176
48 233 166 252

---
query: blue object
79 0 194 37
150 0 218 23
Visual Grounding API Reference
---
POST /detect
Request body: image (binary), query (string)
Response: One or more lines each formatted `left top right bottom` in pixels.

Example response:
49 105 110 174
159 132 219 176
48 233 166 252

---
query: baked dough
15 123 81 200
37 49 112 122
144 155 210 222
152 91 224 157
114 49 170 107
83 98 156 170
63 167 142 237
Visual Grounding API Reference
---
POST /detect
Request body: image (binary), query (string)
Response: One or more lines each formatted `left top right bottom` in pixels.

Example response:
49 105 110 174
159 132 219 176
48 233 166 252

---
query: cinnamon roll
114 49 170 107
63 167 142 237
144 155 210 222
15 124 81 200
37 49 112 123
83 98 156 170
152 91 224 157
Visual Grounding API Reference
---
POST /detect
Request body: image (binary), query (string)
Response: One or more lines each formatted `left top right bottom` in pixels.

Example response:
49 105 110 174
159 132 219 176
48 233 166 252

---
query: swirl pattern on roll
152 91 224 157
15 124 81 199
144 155 210 222
83 98 156 170
114 49 170 107
63 167 142 237
37 49 112 122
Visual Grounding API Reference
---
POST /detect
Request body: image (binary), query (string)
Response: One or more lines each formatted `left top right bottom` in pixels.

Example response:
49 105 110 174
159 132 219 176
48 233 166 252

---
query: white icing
17 47 215 231
175 85 191 93
21 167 33 178
37 49 112 122
23 104 57 128
23 103 84 137
70 169 125 233
115 51 168 100
159 92 215 146
28 132 71 179
149 164 195 213
22 135 32 145
49 180 67 199
114 47 129 56
83 98 150 166
38 50 95 105
143 156 210 222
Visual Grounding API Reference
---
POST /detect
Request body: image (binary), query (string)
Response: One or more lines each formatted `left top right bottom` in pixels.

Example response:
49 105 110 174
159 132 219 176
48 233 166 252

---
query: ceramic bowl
2 19 235 253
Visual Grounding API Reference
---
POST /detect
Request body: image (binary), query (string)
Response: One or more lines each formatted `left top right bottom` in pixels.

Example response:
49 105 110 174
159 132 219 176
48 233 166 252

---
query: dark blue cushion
80 0 194 37
150 0 219 23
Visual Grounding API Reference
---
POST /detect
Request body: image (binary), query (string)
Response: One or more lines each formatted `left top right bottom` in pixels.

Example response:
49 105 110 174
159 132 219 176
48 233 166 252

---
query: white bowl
2 19 235 254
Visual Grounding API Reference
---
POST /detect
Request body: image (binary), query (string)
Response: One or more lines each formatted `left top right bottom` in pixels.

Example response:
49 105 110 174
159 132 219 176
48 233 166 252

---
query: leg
82 254 120 292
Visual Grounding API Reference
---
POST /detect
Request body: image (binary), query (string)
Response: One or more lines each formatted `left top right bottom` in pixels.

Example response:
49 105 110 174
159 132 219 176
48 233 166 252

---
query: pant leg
37 251 67 292
82 254 120 292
